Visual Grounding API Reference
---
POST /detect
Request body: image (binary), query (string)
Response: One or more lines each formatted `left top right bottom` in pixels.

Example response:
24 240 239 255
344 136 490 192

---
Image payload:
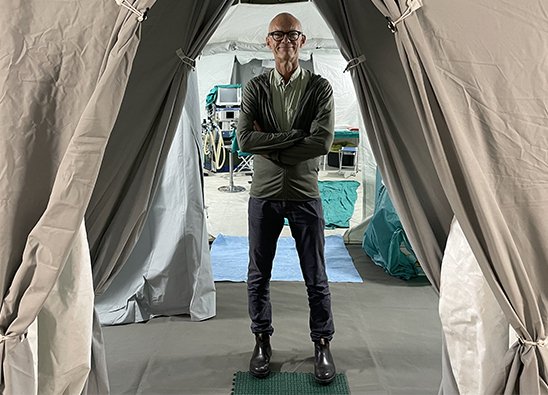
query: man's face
266 17 306 63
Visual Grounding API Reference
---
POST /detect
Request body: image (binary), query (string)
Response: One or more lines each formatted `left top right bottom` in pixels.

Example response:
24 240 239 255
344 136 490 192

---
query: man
236 12 336 385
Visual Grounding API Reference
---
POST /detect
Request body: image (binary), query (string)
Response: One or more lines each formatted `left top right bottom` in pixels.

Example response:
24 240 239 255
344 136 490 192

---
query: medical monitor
216 86 241 107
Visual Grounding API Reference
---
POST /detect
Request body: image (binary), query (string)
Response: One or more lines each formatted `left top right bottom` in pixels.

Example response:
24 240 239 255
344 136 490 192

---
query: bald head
266 12 306 77
268 12 302 33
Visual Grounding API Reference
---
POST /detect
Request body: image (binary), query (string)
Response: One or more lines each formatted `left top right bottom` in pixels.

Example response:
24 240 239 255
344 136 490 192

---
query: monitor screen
216 87 241 106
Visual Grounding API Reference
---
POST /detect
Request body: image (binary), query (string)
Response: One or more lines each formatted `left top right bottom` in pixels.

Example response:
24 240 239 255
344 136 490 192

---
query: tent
94 1 377 327
1 0 546 394
194 2 378 220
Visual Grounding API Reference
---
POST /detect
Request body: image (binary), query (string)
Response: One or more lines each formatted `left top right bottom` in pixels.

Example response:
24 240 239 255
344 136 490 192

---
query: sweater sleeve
269 80 335 166
236 81 305 154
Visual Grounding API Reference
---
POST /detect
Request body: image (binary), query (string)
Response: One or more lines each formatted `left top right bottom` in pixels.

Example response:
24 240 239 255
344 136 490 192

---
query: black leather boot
314 338 336 384
249 333 271 378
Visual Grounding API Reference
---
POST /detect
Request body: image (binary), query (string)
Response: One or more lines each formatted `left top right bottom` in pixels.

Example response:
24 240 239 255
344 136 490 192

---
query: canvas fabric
0 0 156 393
345 0 548 392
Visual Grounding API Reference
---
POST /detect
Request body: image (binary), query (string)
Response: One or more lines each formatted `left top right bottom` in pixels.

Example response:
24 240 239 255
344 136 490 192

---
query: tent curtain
0 0 154 393
95 70 216 324
86 0 234 295
312 0 457 392
312 0 453 290
375 0 548 393
439 218 509 393
36 222 94 395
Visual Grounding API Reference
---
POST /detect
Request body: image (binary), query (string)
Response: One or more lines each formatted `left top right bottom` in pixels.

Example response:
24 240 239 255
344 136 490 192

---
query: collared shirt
269 66 310 132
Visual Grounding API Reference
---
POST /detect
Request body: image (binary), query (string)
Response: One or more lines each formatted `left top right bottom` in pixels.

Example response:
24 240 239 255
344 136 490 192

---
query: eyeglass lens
270 31 301 41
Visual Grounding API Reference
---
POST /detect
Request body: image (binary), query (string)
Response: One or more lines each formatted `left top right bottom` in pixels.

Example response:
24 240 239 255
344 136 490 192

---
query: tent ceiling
203 2 339 57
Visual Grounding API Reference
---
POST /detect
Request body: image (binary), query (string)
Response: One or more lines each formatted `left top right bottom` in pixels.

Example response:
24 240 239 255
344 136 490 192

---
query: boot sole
249 369 271 379
315 375 336 385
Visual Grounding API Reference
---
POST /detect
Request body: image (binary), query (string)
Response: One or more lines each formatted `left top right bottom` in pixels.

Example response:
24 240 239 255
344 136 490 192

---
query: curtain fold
95 71 216 324
313 0 452 290
439 218 509 394
376 0 548 393
86 0 233 296
37 222 94 395
82 310 110 395
0 0 155 393
312 0 457 392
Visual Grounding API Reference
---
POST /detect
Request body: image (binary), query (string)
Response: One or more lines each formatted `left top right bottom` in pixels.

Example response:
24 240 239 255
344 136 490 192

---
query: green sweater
237 72 335 200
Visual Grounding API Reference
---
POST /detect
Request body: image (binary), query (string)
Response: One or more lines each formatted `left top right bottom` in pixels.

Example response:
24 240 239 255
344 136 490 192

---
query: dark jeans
247 197 335 342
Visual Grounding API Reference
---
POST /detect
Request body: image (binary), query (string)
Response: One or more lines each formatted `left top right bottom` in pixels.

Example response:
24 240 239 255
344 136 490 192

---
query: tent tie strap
386 0 423 33
518 337 547 347
0 333 26 344
115 0 149 22
344 55 366 72
176 48 196 70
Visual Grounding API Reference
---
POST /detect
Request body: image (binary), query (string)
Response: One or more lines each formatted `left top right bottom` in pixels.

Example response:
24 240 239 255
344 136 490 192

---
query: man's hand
253 120 263 132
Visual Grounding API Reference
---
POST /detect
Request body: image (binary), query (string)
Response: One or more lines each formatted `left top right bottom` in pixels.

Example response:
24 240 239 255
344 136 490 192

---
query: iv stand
218 123 245 193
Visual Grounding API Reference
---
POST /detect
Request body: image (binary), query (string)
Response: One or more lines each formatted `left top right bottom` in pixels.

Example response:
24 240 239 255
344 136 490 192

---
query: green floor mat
232 371 351 395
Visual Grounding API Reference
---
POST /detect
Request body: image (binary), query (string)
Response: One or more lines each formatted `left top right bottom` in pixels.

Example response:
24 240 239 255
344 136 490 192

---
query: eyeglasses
268 30 303 42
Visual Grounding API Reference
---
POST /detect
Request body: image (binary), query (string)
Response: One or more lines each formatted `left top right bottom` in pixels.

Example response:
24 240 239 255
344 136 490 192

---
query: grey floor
102 167 442 394
103 245 441 395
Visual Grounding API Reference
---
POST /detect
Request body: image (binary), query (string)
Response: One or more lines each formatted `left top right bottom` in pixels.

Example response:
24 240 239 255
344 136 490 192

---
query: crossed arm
266 86 335 166
236 81 335 165
236 109 306 154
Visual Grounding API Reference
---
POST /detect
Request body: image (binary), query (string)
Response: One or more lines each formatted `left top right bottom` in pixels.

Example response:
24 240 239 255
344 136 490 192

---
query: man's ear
266 36 272 49
300 34 307 47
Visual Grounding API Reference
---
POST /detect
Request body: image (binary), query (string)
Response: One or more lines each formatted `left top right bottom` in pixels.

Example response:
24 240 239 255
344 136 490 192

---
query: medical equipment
218 122 246 193
202 85 243 174
215 86 241 107
202 118 226 172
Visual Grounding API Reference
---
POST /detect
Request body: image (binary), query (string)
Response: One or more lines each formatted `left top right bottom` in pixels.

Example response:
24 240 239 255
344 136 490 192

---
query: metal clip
385 0 423 34
138 7 149 22
386 16 397 33
344 54 366 73
115 0 148 23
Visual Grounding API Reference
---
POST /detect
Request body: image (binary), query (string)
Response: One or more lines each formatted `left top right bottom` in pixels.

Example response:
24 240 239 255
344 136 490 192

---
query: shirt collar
273 65 302 87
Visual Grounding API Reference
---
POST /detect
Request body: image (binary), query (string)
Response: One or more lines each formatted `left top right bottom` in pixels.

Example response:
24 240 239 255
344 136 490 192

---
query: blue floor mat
210 234 362 282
